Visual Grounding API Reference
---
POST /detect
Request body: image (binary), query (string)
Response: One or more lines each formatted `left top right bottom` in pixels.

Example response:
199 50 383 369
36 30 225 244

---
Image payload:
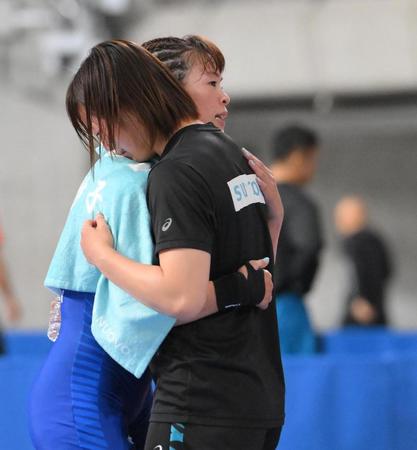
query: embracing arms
80 150 281 324
81 216 272 323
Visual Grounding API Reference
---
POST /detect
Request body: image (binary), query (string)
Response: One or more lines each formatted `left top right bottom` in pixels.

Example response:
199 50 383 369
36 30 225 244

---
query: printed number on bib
227 174 265 212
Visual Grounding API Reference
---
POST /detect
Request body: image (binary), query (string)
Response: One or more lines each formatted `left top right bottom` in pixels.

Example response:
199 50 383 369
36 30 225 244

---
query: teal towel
45 151 175 377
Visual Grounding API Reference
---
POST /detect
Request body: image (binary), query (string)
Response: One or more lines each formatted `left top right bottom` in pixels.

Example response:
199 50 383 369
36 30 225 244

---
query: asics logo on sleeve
162 218 173 232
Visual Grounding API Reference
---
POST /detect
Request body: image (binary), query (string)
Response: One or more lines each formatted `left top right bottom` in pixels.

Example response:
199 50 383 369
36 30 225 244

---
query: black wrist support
214 265 266 311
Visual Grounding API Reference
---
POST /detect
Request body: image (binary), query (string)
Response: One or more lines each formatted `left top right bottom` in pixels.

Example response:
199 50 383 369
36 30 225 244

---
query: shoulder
190 126 241 157
172 124 240 161
344 232 366 253
76 156 151 213
359 229 387 251
149 158 207 192
280 184 317 212
96 155 151 188
149 158 183 179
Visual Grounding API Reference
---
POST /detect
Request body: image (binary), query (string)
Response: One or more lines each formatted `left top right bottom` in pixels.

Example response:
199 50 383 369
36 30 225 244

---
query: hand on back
243 148 284 225
81 213 114 266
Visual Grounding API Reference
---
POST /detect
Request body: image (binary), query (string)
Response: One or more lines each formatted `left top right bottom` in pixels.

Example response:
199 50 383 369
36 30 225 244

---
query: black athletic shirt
343 228 392 326
147 123 285 428
274 183 323 297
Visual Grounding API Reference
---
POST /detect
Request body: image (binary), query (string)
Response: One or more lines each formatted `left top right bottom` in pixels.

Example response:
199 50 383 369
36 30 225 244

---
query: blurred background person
334 195 393 327
271 124 323 354
0 222 21 354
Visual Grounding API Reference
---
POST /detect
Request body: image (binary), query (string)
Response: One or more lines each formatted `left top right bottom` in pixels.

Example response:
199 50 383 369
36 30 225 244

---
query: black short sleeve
147 160 216 256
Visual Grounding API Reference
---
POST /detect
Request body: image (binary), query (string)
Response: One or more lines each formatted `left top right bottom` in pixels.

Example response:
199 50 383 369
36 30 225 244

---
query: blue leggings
29 290 152 449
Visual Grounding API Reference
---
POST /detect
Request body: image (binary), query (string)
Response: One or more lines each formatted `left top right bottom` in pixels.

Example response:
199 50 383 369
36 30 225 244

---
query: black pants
144 422 282 450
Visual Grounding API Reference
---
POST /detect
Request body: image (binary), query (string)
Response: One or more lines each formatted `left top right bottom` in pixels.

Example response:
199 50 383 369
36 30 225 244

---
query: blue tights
29 290 152 449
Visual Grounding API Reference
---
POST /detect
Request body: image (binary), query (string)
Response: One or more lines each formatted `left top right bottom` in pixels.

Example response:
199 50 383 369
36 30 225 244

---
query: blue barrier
3 331 52 356
322 327 417 356
0 355 44 450
1 330 416 450
279 354 417 450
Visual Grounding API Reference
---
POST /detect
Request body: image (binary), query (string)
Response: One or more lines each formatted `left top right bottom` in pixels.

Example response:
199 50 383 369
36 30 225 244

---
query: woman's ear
91 117 100 138
93 118 112 150
79 106 106 146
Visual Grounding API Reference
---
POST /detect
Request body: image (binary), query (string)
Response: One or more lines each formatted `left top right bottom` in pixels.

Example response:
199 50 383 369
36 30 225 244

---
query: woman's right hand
81 213 114 267
238 258 273 310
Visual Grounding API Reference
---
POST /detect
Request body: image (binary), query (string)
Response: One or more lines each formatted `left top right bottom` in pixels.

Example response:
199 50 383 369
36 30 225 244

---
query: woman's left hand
243 148 284 223
81 213 114 266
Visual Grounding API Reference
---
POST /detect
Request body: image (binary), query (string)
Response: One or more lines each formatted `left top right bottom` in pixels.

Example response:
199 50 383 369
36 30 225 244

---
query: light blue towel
45 151 175 378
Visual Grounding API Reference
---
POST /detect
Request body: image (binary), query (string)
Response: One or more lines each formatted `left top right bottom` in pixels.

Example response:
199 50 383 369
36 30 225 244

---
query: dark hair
66 40 198 167
272 124 319 161
142 35 225 82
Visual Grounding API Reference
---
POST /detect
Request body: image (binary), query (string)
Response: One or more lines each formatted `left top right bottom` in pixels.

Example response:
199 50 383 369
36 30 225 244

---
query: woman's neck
153 118 204 156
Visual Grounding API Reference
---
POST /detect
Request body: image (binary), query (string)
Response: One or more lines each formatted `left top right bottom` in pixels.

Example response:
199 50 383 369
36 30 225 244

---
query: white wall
0 87 86 329
132 0 417 97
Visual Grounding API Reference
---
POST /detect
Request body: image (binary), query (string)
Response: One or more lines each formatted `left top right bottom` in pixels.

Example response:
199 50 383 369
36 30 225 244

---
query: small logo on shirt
162 218 173 232
153 446 163 450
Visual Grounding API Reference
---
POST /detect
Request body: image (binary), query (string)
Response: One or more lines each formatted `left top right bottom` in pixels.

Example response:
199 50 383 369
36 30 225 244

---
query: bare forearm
94 247 208 322
268 218 282 262
177 255 275 326
176 282 218 325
